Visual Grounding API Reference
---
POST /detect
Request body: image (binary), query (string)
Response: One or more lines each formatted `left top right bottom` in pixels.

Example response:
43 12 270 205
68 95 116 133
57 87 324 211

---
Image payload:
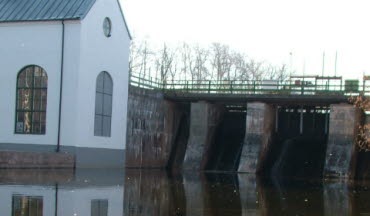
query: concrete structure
0 0 131 168
238 102 275 173
324 104 362 178
183 102 224 170
126 86 370 179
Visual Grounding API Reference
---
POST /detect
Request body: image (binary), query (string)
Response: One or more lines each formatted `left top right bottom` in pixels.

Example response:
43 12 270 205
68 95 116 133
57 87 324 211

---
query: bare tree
155 43 176 86
210 43 233 81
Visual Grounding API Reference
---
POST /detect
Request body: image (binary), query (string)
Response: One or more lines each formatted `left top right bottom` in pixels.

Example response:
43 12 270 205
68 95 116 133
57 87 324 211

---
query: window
94 72 113 137
103 17 112 37
91 199 108 216
15 65 48 134
12 195 43 216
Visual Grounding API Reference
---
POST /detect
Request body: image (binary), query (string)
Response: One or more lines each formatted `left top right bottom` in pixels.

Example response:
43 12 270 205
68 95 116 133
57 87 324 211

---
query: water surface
1 169 370 216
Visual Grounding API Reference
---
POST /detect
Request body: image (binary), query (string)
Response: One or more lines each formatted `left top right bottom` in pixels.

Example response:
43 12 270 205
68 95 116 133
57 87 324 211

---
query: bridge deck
130 74 368 105
164 91 349 105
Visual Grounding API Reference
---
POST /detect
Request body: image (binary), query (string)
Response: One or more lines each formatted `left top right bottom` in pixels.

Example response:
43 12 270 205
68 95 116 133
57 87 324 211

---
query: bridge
126 73 370 179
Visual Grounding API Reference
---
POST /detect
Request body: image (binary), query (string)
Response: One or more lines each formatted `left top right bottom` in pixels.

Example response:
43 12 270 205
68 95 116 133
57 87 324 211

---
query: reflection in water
12 195 43 216
1 169 370 215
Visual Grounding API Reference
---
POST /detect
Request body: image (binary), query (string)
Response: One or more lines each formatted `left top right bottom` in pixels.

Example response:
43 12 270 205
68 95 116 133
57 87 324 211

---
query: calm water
1 169 370 216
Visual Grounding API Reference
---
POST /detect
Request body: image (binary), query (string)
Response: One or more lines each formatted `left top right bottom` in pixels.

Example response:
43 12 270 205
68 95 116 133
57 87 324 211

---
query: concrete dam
126 76 370 179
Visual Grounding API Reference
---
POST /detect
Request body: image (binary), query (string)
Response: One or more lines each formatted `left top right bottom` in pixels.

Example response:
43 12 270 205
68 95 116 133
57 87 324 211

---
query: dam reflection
1 169 370 216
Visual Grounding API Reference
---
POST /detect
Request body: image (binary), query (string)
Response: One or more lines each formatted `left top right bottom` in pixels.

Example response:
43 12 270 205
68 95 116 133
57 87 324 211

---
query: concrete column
183 102 223 170
323 182 351 216
324 104 362 178
238 102 275 173
238 175 260 216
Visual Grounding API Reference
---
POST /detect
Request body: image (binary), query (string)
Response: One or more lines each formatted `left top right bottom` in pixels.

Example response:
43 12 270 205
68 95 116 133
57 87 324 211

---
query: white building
0 0 131 168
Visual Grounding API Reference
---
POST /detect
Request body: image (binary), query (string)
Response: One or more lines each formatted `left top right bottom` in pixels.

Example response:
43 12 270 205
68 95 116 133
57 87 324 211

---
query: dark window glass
94 72 113 137
15 65 47 134
15 65 48 134
12 195 43 216
91 199 108 216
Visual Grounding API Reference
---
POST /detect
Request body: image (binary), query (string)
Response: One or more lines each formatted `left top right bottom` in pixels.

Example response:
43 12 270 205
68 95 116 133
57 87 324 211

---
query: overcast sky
120 0 370 79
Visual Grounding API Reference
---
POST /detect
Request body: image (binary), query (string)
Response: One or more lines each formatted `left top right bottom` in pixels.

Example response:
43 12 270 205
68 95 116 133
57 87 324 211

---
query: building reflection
0 169 370 216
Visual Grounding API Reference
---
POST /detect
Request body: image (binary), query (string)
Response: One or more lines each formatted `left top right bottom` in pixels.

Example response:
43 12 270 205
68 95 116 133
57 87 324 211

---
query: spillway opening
270 106 330 178
206 106 246 172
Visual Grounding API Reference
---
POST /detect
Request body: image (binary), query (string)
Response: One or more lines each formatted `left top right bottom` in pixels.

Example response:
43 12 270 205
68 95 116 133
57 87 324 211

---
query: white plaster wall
0 185 56 215
59 21 82 148
0 22 63 146
0 21 81 148
72 0 130 150
57 186 124 216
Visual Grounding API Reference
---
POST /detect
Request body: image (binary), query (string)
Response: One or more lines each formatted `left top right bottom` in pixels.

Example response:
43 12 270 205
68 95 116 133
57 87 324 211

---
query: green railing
130 73 370 96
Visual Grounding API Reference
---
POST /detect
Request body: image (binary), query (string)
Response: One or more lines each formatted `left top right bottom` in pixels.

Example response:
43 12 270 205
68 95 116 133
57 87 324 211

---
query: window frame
94 71 113 137
14 65 48 135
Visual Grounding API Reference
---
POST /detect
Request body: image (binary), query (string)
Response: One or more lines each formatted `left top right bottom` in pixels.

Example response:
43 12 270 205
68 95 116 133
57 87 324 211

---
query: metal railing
130 73 370 96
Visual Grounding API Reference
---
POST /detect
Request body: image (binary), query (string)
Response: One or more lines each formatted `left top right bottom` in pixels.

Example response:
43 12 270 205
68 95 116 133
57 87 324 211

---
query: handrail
129 73 370 96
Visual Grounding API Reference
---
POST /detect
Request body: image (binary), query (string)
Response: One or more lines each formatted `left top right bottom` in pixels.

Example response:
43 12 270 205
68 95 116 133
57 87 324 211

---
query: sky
120 0 370 79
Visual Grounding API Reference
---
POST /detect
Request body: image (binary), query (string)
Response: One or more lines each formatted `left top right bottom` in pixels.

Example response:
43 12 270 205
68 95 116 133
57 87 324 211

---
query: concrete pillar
324 104 362 178
183 102 223 170
323 181 351 216
238 102 275 173
238 175 260 216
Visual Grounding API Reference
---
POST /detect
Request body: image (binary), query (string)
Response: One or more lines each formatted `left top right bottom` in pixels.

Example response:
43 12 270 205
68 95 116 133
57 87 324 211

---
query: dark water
2 169 370 216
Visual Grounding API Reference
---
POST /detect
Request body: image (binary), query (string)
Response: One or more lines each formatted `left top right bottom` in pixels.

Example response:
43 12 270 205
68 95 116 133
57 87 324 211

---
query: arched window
94 72 113 137
15 65 48 134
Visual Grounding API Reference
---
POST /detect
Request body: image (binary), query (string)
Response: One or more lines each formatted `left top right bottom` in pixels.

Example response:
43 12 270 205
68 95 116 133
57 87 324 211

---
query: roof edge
0 18 81 23
116 0 132 40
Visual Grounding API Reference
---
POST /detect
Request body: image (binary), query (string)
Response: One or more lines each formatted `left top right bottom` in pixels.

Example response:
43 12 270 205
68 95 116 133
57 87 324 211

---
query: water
2 169 370 216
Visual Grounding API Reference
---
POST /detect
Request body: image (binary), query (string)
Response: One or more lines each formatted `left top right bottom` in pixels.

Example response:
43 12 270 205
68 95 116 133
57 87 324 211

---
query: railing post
301 83 304 95
230 81 233 94
253 81 256 94
208 81 211 94
186 81 189 92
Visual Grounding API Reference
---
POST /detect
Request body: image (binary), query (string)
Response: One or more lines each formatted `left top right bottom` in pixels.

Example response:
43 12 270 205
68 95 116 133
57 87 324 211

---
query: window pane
16 112 32 133
32 112 41 134
95 93 103 115
40 90 47 111
103 116 111 137
94 115 103 136
96 73 104 93
33 89 41 111
91 199 108 216
40 112 46 134
103 95 112 116
103 73 113 94
17 89 32 110
12 195 43 216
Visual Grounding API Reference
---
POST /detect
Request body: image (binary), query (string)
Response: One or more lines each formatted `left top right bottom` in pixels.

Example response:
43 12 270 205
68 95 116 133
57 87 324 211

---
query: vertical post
186 81 189 93
300 106 304 135
325 108 329 135
312 108 316 134
301 82 304 95
275 106 279 133
253 81 256 94
208 81 211 94
230 81 233 94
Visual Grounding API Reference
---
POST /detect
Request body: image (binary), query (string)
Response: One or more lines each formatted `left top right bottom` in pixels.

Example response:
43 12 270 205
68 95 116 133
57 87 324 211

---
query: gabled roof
0 0 96 22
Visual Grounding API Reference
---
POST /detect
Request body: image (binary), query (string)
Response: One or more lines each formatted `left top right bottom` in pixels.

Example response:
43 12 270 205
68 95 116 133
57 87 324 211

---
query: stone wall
0 151 74 169
125 86 187 168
